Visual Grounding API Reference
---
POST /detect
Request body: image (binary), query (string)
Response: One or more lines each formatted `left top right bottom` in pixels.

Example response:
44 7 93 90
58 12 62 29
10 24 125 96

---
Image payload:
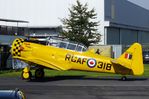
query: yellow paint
89 45 112 57
22 72 30 79
23 66 30 73
11 38 144 76
22 66 30 79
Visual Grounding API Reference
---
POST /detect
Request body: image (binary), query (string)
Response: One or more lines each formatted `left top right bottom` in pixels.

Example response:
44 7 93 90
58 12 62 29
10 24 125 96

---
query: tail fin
112 43 144 76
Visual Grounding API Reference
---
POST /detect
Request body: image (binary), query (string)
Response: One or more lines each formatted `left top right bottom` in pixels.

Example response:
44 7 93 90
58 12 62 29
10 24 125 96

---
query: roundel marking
87 59 97 68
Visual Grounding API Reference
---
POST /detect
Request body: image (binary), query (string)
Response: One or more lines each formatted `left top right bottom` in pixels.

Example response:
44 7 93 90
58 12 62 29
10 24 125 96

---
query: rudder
115 43 144 75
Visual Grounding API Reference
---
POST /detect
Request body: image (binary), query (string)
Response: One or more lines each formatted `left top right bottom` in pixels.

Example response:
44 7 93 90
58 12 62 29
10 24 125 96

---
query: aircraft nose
20 46 24 51
11 38 24 57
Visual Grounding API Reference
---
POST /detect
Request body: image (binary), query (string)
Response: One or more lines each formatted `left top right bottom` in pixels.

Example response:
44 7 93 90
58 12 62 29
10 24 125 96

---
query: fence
0 45 11 70
0 52 27 70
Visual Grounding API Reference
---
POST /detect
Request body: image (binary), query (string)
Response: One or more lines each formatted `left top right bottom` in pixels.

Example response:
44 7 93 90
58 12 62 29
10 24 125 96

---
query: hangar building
103 0 149 45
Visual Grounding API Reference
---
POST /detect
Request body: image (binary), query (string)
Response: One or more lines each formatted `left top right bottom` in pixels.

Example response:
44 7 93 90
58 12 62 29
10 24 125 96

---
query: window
1 26 7 35
76 46 82 52
12 27 17 35
7 27 12 35
59 42 67 48
67 44 76 50
18 27 25 36
0 26 1 34
82 47 87 52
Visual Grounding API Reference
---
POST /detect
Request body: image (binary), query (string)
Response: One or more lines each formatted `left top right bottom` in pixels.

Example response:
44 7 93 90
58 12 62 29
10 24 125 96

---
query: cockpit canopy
26 37 87 52
47 38 87 52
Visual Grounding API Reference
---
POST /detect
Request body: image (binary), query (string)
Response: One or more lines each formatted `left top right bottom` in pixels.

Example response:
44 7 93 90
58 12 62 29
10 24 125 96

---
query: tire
35 68 45 79
121 76 127 81
21 71 32 80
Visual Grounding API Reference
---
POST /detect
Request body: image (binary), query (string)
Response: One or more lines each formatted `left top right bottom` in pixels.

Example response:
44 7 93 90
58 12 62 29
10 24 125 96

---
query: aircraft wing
13 56 71 71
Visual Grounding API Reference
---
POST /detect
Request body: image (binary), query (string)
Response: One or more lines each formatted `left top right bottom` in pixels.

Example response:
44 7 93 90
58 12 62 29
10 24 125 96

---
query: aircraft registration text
65 54 112 70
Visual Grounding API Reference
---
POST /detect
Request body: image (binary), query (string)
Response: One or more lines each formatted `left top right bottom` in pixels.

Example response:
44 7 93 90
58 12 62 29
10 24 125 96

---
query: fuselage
11 38 144 80
18 42 129 75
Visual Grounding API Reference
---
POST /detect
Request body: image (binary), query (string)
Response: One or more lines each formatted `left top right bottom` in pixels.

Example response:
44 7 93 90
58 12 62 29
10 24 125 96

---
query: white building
0 0 149 45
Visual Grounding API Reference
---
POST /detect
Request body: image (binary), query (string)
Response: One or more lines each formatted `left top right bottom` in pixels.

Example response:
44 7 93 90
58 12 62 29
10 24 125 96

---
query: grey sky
128 0 149 10
0 0 149 26
0 0 99 26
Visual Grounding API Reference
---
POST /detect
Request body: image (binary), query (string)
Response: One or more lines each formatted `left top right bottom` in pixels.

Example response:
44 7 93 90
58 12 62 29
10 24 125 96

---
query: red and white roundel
87 59 97 68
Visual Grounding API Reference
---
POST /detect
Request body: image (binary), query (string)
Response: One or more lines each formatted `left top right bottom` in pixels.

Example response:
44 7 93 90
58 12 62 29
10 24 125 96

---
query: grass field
144 64 149 77
0 64 149 78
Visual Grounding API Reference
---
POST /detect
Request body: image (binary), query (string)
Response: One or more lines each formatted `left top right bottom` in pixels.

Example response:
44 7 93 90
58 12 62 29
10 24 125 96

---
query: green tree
61 0 101 47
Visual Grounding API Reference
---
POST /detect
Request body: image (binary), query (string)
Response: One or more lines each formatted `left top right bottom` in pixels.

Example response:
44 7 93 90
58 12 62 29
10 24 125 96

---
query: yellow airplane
11 38 144 80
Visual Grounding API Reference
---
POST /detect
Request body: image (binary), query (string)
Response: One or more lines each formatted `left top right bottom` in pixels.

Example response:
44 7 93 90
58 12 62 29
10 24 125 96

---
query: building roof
29 26 62 29
108 22 149 32
0 18 29 23
105 0 149 31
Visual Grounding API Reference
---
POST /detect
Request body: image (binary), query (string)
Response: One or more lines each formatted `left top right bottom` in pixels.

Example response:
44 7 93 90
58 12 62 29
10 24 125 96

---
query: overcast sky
128 0 149 10
0 0 149 27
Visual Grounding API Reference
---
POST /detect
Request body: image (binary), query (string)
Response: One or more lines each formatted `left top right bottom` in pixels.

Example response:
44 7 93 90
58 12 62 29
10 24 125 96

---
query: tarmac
0 76 149 99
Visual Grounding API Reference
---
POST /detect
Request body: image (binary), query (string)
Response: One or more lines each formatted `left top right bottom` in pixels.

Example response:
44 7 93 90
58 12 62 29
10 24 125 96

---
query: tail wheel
21 71 32 80
121 76 127 81
35 68 45 79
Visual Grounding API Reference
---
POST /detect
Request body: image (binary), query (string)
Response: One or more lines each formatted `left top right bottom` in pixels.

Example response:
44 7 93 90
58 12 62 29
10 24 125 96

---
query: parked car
143 50 149 63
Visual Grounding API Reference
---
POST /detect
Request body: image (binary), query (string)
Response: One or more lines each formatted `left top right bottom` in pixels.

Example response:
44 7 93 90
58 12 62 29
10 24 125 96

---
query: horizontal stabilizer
111 43 144 75
111 59 131 69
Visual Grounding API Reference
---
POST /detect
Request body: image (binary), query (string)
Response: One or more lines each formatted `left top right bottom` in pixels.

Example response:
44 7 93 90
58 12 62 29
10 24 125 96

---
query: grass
0 64 149 78
0 70 21 77
143 64 149 77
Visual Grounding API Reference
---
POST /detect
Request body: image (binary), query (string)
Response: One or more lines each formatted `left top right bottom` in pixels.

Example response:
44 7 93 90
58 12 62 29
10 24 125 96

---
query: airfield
0 76 149 99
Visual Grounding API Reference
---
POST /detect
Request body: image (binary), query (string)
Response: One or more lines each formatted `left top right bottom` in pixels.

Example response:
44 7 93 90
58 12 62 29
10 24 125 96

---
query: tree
61 0 101 47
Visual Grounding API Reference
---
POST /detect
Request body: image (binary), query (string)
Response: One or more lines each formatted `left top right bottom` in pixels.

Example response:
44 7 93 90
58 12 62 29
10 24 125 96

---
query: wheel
35 68 45 79
121 76 127 81
21 71 32 80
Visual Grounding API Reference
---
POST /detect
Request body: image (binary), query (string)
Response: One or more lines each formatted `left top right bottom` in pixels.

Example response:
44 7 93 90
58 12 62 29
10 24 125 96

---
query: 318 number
97 61 112 70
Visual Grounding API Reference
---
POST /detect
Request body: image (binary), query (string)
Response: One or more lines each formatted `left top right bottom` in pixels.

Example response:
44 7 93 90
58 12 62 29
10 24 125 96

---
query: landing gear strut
35 68 45 79
21 66 32 80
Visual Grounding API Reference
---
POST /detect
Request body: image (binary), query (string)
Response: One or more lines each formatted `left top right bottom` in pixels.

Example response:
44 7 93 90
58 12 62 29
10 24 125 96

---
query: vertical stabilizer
116 43 144 75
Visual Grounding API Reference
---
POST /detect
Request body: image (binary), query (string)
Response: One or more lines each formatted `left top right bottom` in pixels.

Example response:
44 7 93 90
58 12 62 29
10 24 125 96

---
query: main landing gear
21 66 32 80
35 68 45 79
21 67 45 80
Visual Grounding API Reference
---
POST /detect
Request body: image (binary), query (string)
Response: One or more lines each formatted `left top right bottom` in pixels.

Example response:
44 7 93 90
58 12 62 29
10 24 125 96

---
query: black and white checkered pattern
12 38 24 57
